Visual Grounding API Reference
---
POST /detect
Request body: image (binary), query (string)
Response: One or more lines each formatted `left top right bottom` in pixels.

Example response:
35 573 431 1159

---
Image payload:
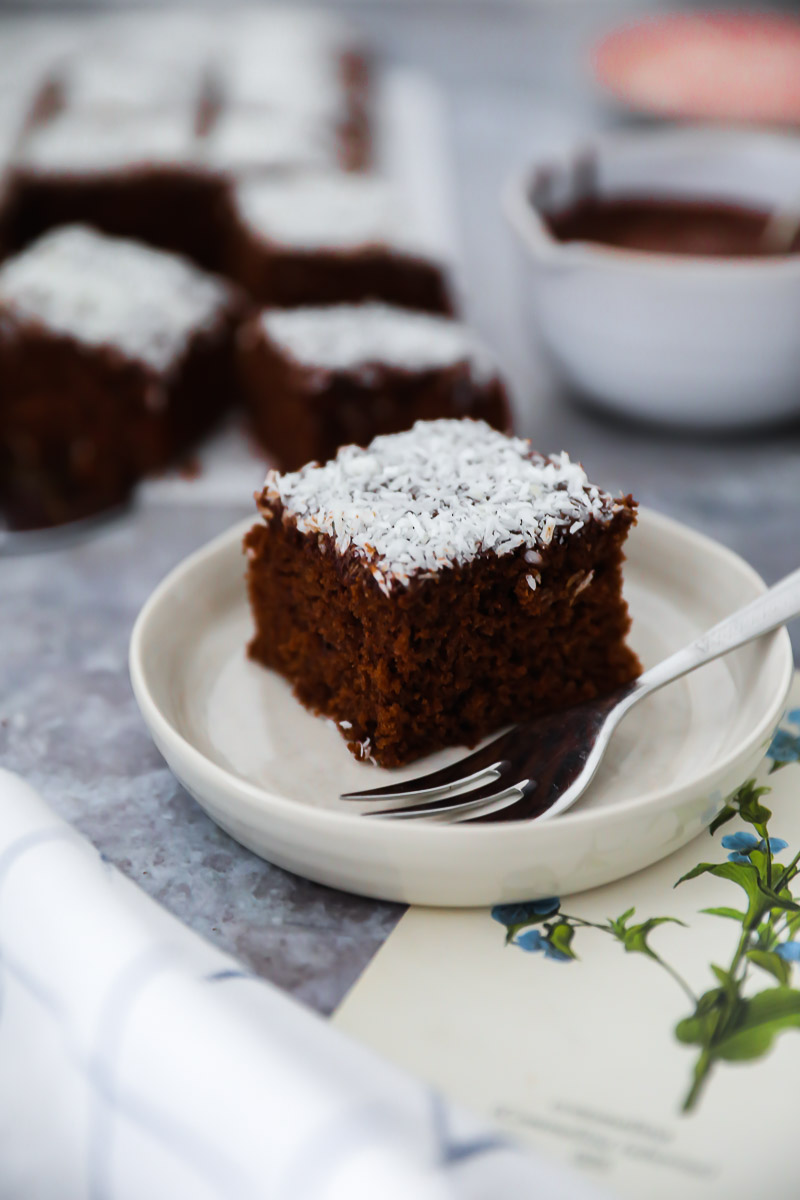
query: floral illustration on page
492 719 800 1113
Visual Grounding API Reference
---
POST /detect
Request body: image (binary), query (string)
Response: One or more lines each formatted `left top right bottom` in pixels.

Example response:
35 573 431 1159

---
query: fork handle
635 565 800 697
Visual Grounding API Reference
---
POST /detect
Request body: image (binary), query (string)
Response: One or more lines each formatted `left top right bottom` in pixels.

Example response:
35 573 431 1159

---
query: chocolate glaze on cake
245 418 640 766
239 303 510 468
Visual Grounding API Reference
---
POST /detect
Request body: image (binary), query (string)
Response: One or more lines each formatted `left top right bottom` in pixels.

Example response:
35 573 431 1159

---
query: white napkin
0 769 604 1200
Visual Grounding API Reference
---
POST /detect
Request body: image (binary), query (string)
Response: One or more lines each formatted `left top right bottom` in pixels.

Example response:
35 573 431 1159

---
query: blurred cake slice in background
4 109 227 268
0 225 242 528
213 8 372 170
245 419 639 767
238 302 510 469
225 171 453 312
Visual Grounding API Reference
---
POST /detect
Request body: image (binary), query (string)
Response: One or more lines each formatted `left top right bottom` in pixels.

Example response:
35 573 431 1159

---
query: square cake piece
0 225 240 528
245 419 640 768
225 173 452 312
238 303 511 469
4 110 228 268
214 9 371 170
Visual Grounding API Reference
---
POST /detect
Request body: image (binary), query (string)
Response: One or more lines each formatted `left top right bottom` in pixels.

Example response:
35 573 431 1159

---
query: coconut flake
0 225 231 371
260 303 496 382
234 172 434 256
16 109 198 174
259 419 626 590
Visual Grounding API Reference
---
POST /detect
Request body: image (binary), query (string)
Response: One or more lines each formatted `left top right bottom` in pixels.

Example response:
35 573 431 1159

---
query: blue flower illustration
514 928 571 962
776 942 800 963
719 832 786 864
491 897 560 926
787 709 800 726
767 728 800 768
722 832 759 852
722 832 760 863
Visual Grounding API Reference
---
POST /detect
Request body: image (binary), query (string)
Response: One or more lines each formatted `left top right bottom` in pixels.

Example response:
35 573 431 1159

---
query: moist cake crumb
245 418 640 767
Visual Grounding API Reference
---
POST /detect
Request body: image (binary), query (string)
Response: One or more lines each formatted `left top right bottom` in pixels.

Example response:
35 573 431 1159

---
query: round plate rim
129 507 794 846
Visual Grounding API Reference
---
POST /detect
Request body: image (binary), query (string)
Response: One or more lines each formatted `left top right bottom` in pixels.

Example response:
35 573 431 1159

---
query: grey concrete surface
2 2 798 1013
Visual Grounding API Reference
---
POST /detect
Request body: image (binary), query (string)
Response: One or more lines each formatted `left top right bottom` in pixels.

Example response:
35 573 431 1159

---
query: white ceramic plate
129 510 793 907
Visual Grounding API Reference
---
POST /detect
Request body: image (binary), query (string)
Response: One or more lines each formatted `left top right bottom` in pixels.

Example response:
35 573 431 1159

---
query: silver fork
341 566 800 823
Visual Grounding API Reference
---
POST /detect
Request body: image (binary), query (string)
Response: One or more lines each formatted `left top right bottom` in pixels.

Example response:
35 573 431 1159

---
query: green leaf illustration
678 987 800 1062
756 922 773 946
710 783 772 835
746 950 791 985
701 907 746 921
769 760 792 775
621 917 685 958
548 922 577 961
675 989 729 1045
495 773 800 1116
709 806 737 836
503 911 555 944
736 783 773 831
714 987 800 1061
755 880 800 913
607 907 636 939
676 860 763 923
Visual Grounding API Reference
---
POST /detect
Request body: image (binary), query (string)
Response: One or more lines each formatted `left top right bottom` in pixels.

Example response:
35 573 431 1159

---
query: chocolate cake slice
245 419 640 768
4 110 227 268
238 303 511 468
0 225 240 528
225 172 452 312
214 10 371 170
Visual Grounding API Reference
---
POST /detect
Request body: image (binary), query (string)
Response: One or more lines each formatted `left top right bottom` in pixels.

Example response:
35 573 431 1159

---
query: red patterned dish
594 13 800 125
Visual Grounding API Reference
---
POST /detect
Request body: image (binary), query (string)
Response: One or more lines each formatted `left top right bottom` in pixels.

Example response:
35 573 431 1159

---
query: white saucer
129 509 793 906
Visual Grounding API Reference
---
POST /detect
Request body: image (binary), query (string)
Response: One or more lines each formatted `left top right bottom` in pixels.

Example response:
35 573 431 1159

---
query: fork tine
365 777 531 820
340 731 513 803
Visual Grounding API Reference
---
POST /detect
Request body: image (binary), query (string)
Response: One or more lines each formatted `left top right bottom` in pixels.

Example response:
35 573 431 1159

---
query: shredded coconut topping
0 225 231 371
260 303 496 381
16 109 198 174
53 45 207 112
260 419 623 590
235 173 432 255
217 10 352 120
201 109 337 176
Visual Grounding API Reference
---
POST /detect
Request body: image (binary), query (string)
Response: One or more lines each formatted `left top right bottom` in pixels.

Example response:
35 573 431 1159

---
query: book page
335 675 800 1199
